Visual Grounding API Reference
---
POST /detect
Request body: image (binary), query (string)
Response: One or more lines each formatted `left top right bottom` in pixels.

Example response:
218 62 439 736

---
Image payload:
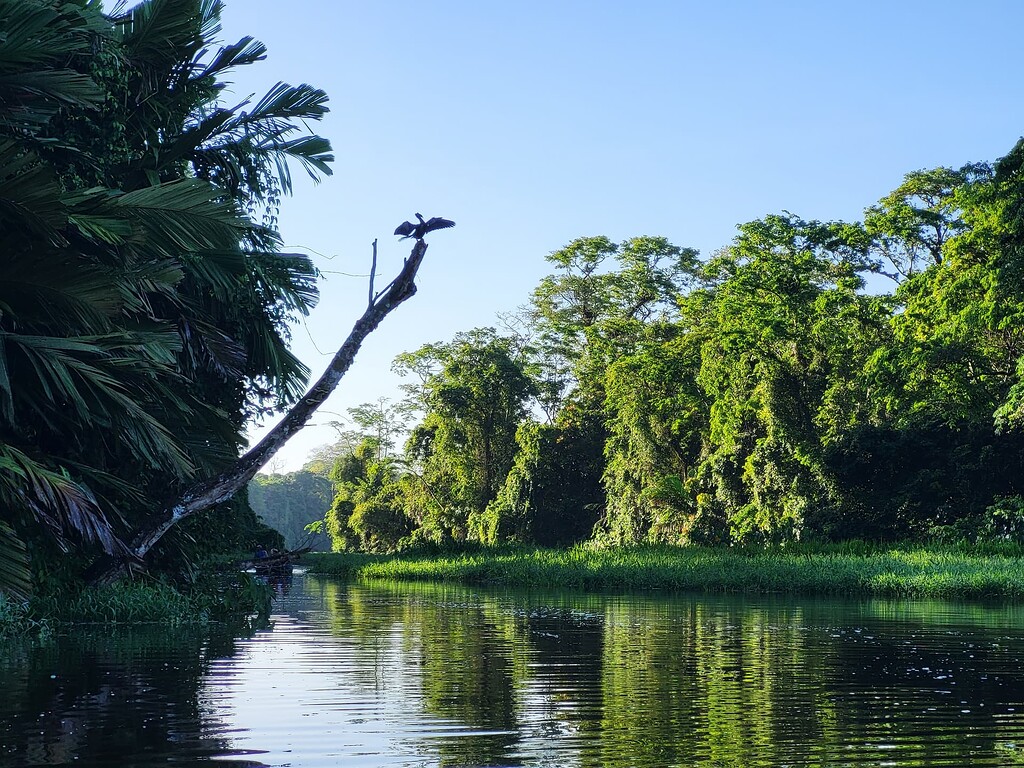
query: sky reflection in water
4 573 1024 767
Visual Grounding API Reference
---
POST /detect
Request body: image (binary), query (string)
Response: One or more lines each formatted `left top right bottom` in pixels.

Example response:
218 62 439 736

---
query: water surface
4 572 1024 767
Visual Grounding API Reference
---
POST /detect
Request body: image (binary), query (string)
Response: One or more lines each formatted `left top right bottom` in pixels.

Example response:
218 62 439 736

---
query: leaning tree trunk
89 238 429 585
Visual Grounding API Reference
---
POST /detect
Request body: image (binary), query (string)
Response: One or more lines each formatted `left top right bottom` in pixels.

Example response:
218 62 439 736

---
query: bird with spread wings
394 213 456 240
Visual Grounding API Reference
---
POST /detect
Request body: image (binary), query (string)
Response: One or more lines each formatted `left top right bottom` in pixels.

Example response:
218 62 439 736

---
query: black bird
394 213 456 240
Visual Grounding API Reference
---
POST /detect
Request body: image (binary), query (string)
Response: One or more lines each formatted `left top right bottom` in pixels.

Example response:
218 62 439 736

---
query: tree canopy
317 147 1024 555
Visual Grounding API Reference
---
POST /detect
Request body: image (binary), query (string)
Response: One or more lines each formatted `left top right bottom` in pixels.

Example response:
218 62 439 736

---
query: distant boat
248 547 309 576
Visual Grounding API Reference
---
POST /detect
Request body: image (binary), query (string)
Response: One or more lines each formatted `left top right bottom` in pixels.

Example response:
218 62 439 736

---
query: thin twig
368 238 378 307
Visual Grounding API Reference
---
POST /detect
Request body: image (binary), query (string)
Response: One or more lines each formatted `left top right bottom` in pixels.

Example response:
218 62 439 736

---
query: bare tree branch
368 238 378 307
89 237 431 584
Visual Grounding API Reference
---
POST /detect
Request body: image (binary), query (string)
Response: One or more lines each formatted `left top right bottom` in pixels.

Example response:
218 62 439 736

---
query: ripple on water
5 579 1024 767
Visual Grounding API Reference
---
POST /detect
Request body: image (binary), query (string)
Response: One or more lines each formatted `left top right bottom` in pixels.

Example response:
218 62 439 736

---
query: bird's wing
423 217 456 232
394 221 416 236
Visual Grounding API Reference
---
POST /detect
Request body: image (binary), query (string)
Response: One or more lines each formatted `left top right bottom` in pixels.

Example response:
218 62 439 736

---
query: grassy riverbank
303 544 1024 600
0 570 272 638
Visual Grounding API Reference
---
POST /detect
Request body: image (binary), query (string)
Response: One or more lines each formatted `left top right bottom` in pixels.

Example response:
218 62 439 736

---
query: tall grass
303 544 1024 600
31 581 206 625
0 593 47 638
15 571 271 629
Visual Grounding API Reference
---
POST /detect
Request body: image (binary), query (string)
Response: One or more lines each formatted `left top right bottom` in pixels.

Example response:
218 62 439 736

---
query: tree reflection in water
4 578 1024 767
0 624 265 767
320 580 1024 768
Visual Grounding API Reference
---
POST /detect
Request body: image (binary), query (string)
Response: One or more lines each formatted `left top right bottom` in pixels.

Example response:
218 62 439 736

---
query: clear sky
217 1 1024 472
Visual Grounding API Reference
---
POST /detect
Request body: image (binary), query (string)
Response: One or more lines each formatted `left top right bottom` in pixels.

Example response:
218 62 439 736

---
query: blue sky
218 1 1024 471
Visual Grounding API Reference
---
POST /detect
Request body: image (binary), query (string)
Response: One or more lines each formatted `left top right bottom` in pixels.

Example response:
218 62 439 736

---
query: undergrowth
1 567 272 635
303 543 1024 600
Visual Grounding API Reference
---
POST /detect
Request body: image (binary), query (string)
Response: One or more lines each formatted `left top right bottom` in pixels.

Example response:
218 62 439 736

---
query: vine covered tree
398 329 537 544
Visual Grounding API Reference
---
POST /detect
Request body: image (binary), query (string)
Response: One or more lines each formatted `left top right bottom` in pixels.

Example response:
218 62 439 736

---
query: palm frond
0 252 125 332
2 332 194 476
0 139 67 243
176 82 332 196
264 134 334 185
245 250 319 315
104 326 184 366
0 1 96 65
198 35 266 79
196 0 223 44
177 314 246 380
113 0 214 68
115 178 247 257
241 320 311 403
116 259 186 315
180 248 248 299
0 521 31 600
0 335 11 420
7 334 101 417
247 81 330 124
0 1 105 129
64 186 136 245
0 70 104 106
0 443 123 555
62 458 148 510
61 188 190 314
166 106 235 160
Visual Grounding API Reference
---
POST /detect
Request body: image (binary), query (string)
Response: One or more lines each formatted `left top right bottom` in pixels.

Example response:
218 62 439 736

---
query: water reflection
4 576 1024 767
0 624 263 767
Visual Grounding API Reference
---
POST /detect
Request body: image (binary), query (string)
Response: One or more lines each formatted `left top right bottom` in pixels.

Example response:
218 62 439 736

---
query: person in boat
254 544 268 560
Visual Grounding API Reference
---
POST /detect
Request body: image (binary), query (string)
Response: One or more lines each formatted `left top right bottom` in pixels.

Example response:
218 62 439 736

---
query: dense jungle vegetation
4 0 1024 614
308 157 1024 555
0 0 332 601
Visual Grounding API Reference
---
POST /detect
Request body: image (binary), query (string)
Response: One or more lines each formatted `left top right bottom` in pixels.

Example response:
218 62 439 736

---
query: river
3 570 1024 767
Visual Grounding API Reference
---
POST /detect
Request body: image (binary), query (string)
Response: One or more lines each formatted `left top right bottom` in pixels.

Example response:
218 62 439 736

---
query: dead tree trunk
89 238 429 585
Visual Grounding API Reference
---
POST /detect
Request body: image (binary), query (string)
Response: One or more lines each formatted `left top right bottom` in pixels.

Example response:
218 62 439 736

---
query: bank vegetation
305 544 1024 601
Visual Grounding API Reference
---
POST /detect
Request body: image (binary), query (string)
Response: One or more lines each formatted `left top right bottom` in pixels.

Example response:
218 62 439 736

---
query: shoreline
0 570 272 638
302 544 1024 601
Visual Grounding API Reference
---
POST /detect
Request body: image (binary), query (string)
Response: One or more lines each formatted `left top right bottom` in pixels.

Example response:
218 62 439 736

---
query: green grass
303 543 1024 600
0 593 47 638
30 580 209 625
4 570 272 632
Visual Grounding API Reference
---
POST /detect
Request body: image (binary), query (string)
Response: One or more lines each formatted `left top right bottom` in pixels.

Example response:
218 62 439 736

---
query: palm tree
105 0 333 440
0 0 334 595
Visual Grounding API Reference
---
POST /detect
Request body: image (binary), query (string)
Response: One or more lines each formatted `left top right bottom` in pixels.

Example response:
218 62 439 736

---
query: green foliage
0 521 31 600
983 495 1024 541
593 169 1023 547
487 414 605 545
398 330 537 543
158 492 284 573
0 0 332 588
691 215 880 542
189 569 272 621
328 149 1024 554
529 235 697 414
864 164 990 281
601 329 714 544
0 592 45 638
306 545 1024 600
5 0 1024 597
933 495 1024 546
31 580 204 624
18 556 271 626
345 398 412 458
325 438 410 552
